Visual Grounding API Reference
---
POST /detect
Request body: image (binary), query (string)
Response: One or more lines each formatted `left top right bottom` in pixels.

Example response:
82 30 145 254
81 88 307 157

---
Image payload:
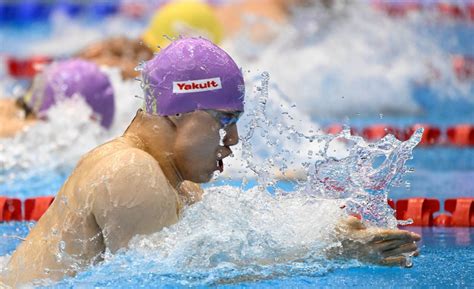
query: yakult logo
173 77 222 94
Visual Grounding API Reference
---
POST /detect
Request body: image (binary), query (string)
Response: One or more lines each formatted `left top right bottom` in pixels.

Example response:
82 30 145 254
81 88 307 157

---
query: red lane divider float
437 3 474 21
0 196 472 227
0 197 22 222
406 124 441 146
388 199 395 209
325 123 474 147
362 124 405 141
435 198 474 227
372 1 474 22
447 124 474 147
324 124 358 136
396 198 440 226
372 0 422 17
24 196 55 221
7 56 52 78
452 55 474 81
0 196 54 222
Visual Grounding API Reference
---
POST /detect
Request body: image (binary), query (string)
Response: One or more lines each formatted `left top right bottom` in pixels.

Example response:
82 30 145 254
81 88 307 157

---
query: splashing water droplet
219 129 227 146
135 61 145 72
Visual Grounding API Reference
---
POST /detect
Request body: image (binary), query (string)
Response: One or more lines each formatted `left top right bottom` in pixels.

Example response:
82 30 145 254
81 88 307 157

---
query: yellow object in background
142 0 223 51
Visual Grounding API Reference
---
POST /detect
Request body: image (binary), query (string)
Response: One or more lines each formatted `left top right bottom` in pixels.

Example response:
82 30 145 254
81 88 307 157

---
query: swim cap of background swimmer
142 37 244 116
23 59 115 128
142 0 223 52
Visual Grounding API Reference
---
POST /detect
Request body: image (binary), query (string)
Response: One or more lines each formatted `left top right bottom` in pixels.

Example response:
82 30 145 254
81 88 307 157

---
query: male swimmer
1 38 420 287
216 0 332 43
78 0 222 79
76 0 327 78
0 59 114 138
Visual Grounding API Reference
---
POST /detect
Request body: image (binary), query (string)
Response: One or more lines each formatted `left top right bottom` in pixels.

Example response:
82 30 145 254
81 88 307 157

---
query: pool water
234 228 474 288
1 210 473 288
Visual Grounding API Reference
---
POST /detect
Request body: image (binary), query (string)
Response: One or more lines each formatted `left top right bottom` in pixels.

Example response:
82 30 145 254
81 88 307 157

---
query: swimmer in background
216 0 338 43
77 0 223 79
76 0 329 78
0 59 115 138
0 38 420 287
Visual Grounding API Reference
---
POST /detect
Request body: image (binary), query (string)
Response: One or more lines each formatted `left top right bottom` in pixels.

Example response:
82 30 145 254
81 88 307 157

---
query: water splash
0 4 430 285
0 97 104 185
231 72 421 228
48 72 422 287
222 2 472 118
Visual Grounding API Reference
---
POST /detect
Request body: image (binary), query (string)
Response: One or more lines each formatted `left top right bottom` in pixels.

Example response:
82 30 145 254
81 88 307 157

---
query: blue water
233 228 474 288
1 222 473 288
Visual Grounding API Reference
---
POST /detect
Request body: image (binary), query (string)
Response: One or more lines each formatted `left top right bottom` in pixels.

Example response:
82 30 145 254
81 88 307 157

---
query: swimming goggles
204 110 243 128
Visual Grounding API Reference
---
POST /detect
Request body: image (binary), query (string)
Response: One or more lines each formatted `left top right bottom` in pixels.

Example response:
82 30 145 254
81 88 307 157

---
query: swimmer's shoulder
78 136 143 162
74 137 163 181
90 145 178 215
63 139 172 209
103 139 164 176
107 146 160 172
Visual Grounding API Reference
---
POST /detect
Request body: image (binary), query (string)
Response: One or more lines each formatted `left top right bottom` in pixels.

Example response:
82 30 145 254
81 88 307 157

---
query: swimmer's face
172 110 240 183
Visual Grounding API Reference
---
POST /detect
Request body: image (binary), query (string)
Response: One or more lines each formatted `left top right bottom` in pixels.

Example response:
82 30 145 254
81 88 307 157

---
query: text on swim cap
173 77 222 94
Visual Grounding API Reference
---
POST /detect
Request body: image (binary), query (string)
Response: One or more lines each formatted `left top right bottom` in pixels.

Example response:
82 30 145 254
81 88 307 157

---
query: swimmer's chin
185 164 224 183
185 172 215 184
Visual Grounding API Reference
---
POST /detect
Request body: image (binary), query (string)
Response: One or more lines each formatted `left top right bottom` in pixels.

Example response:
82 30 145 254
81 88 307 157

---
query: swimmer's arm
92 151 179 253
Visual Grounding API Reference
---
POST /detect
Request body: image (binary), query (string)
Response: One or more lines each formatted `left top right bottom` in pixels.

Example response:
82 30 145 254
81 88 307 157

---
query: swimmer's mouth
217 159 224 173
216 146 232 173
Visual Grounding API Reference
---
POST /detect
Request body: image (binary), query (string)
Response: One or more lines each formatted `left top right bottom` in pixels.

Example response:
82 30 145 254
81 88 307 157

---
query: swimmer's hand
326 216 421 267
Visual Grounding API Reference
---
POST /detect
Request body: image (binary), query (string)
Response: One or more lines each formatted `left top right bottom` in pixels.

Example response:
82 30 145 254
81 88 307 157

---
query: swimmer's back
2 137 179 286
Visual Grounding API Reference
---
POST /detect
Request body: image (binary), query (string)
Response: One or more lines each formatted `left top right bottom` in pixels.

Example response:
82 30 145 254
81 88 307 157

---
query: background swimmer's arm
326 216 421 267
77 37 153 79
92 150 179 253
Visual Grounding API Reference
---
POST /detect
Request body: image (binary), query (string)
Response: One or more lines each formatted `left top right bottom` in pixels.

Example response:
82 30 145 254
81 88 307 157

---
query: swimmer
0 59 114 138
216 0 332 42
77 0 222 79
0 38 419 287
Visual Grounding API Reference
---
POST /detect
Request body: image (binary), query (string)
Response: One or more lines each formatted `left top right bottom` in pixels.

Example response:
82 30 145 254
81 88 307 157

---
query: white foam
27 12 146 57
222 2 471 117
65 185 348 285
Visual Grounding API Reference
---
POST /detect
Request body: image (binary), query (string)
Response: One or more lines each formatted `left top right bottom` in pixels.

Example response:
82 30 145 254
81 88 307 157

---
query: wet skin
77 36 154 79
216 0 331 43
0 109 420 286
329 216 421 267
0 109 238 286
0 99 37 138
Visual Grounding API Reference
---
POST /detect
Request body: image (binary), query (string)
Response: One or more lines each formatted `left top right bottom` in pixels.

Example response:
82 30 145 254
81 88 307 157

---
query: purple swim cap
25 59 115 128
142 37 245 116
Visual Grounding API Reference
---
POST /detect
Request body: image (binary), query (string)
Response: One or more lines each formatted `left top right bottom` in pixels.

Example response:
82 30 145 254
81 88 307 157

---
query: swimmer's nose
224 124 239 146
